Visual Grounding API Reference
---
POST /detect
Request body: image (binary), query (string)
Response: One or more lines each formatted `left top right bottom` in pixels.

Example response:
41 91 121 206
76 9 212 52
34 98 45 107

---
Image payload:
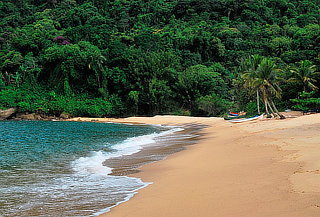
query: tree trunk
257 89 260 114
264 99 270 116
266 100 277 118
227 9 232 19
270 100 286 119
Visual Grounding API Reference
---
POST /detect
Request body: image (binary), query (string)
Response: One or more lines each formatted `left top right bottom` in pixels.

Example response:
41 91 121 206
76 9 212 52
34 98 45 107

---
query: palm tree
240 55 264 114
289 60 319 92
241 55 285 119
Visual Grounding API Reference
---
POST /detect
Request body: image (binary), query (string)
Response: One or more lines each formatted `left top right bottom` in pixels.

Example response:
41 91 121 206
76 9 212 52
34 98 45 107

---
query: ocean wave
71 127 184 176
71 126 184 216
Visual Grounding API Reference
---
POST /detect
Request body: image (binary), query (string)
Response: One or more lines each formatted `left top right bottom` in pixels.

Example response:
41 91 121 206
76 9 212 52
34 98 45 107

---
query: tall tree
289 60 319 92
240 55 264 114
241 55 285 119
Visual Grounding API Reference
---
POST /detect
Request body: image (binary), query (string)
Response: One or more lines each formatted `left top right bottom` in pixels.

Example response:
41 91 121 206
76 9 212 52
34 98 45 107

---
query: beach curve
69 114 320 217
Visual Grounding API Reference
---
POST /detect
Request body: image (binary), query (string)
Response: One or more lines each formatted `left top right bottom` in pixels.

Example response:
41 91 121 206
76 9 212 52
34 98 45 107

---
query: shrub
245 101 259 115
0 86 122 117
290 91 320 111
196 94 232 116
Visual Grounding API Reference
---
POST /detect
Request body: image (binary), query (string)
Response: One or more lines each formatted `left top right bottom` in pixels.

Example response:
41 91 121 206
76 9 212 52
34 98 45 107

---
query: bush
48 96 115 117
290 91 320 111
196 94 232 116
0 87 20 109
245 101 259 115
0 86 123 117
169 109 191 116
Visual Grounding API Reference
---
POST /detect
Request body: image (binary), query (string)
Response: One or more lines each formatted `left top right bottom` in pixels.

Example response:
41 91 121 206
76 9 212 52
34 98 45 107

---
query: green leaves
0 50 23 72
176 64 228 111
197 93 232 116
239 55 284 117
0 0 319 117
241 55 283 97
42 41 107 95
0 86 121 117
289 60 319 91
269 37 293 56
290 91 320 111
11 18 61 54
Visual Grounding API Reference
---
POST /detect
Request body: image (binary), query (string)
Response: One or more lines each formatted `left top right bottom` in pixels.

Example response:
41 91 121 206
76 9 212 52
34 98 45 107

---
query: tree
197 93 231 116
11 18 61 54
241 55 285 119
269 37 293 57
124 49 181 114
289 60 319 92
41 41 107 95
1 0 320 118
0 50 23 86
176 64 228 111
239 54 263 114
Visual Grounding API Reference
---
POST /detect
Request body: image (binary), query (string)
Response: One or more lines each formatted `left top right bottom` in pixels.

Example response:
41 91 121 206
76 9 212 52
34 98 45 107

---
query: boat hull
228 114 264 123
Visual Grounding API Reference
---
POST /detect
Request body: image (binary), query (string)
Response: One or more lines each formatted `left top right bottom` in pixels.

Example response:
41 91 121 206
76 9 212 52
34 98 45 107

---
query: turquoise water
0 121 165 216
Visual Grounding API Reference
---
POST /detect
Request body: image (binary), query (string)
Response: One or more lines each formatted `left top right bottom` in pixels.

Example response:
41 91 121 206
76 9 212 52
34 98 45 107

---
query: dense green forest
0 0 319 118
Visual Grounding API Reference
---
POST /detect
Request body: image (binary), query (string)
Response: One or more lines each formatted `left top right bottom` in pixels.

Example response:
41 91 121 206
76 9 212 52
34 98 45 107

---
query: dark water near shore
0 121 201 217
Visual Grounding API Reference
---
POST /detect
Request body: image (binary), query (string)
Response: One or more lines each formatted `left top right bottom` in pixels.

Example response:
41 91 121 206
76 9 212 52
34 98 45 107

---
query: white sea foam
70 126 184 216
91 180 151 217
71 127 184 176
72 151 113 175
1 122 189 217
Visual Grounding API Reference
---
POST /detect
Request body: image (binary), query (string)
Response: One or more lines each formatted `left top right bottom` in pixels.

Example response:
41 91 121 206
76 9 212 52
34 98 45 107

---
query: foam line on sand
69 115 320 217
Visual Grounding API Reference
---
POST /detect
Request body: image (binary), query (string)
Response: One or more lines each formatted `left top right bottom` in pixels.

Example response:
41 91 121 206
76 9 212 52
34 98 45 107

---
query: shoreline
94 123 204 216
68 114 320 217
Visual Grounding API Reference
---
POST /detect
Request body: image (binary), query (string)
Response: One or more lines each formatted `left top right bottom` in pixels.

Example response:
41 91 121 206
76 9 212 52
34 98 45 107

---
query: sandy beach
71 114 320 217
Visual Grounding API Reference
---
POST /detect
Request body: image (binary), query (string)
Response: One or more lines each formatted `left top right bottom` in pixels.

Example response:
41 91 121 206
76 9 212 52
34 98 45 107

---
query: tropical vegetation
0 0 319 118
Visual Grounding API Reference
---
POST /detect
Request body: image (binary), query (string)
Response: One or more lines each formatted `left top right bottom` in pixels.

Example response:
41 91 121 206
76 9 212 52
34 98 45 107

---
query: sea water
0 120 184 217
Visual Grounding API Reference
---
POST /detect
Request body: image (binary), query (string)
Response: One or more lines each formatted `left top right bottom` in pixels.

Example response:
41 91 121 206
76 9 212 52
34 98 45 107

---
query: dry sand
70 113 320 217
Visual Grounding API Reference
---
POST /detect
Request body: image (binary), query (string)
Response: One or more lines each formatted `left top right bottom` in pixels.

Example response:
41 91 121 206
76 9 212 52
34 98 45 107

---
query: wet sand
70 114 320 217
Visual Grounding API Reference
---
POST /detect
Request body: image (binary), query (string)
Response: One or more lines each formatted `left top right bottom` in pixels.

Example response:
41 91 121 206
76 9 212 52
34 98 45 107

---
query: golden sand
69 113 320 217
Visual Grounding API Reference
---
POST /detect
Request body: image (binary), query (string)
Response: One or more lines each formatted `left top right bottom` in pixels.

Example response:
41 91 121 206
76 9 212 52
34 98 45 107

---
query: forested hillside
0 0 319 117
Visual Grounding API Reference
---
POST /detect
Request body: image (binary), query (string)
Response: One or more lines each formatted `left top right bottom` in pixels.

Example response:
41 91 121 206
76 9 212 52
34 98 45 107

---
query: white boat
228 114 264 123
